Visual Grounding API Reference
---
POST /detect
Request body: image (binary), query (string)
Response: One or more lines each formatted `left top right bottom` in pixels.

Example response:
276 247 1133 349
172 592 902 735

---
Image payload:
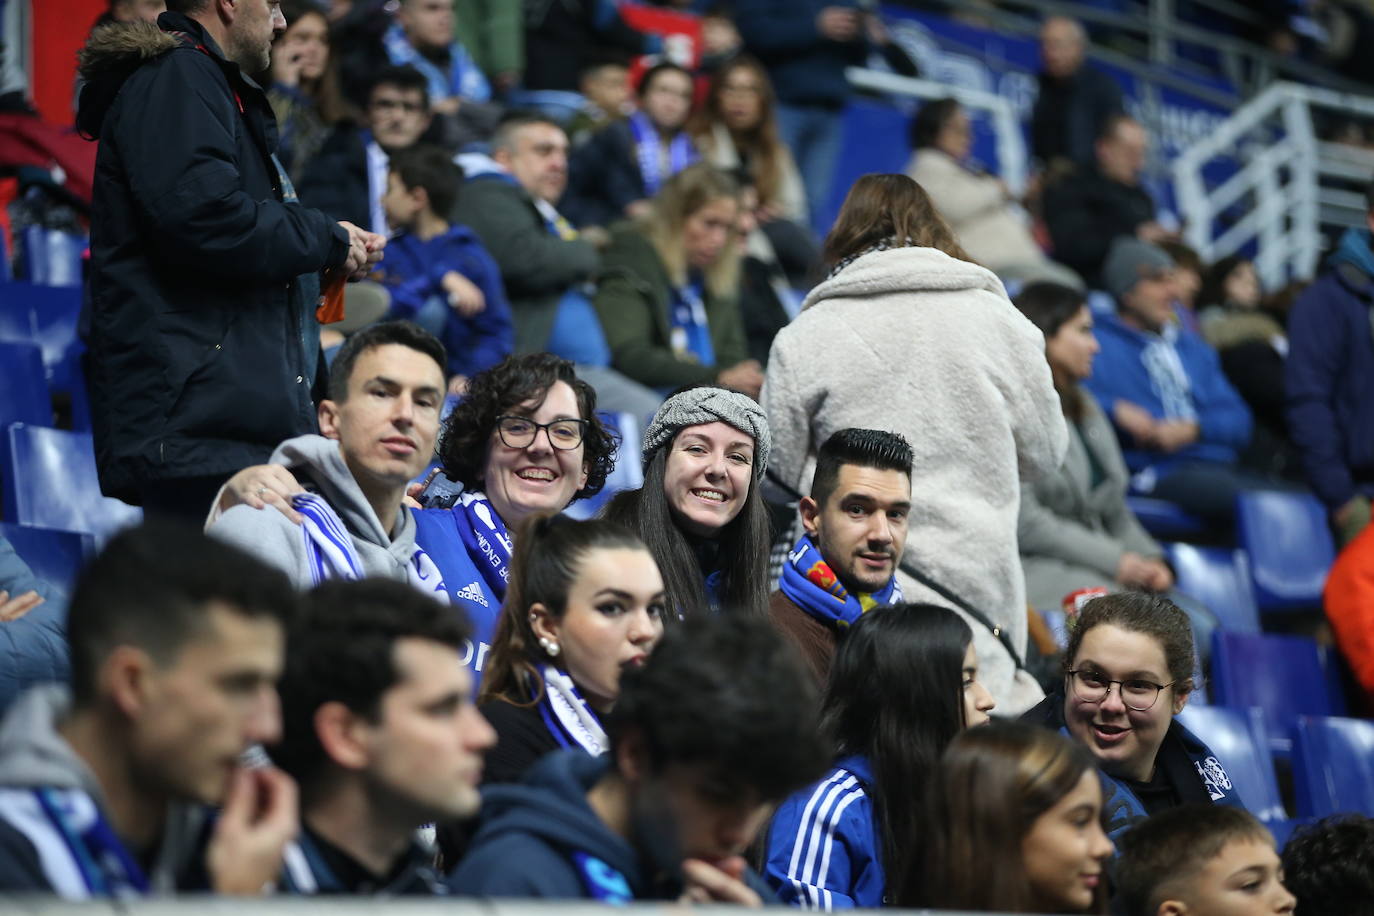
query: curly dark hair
436 353 617 502
1282 814 1374 916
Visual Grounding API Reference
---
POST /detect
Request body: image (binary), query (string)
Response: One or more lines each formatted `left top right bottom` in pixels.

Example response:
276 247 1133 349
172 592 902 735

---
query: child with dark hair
1281 814 1374 916
1117 804 1295 916
447 615 830 903
379 144 514 393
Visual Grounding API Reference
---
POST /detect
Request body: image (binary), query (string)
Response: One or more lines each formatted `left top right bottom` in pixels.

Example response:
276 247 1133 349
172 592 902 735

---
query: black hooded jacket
76 13 349 501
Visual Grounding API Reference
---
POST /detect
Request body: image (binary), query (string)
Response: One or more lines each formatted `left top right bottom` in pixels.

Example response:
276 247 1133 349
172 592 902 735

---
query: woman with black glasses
413 354 618 681
1023 591 1245 844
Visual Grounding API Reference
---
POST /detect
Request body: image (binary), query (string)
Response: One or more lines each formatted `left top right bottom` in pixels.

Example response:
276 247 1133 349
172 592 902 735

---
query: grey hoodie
209 434 420 590
0 686 208 894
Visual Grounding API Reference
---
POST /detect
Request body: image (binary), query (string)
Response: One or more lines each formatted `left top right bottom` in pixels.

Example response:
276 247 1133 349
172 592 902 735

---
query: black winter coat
1043 167 1156 287
77 14 348 501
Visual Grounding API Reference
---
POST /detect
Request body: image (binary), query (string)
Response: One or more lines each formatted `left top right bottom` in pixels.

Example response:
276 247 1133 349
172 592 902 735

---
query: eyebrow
837 492 911 510
1228 865 1268 883
1076 659 1167 681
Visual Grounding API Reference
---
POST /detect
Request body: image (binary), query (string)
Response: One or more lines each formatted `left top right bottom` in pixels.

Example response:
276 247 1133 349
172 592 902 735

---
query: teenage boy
379 144 514 394
1116 804 1296 916
271 578 495 894
769 428 913 685
447 616 829 903
0 523 298 896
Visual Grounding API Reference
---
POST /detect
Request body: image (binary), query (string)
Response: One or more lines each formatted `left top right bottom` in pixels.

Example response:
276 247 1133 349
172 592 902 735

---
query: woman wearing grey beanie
601 385 773 620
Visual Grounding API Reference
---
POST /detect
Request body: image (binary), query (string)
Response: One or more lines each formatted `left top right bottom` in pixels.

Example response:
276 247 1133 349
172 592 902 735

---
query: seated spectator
209 322 449 598
453 114 661 415
265 0 349 182
1031 15 1124 174
769 428 913 685
477 516 664 785
595 165 760 398
564 62 699 229
0 534 68 716
521 0 657 93
1280 814 1374 916
917 722 1114 913
908 97 1082 289
1286 196 1374 546
447 615 829 902
1086 239 1254 525
1160 239 1204 334
602 386 773 620
1045 115 1171 287
0 523 297 897
270 578 495 895
566 58 632 146
413 353 618 673
733 170 800 366
764 604 995 909
300 65 432 235
1116 805 1295 916
378 145 513 392
1024 592 1243 844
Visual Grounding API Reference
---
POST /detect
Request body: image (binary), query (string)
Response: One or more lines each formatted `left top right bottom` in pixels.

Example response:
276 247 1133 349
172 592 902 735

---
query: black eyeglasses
494 415 587 451
1066 669 1176 711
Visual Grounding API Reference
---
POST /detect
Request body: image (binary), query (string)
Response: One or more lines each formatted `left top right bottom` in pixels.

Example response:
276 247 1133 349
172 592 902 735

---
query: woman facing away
763 173 1068 715
763 603 996 909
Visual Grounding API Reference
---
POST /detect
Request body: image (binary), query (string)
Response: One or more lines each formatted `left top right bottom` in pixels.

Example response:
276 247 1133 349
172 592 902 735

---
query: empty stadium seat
1127 496 1207 540
0 282 85 395
0 522 94 593
1291 715 1374 818
1166 543 1260 634
1176 704 1287 826
563 412 644 521
0 340 51 435
3 424 142 546
1235 490 1335 613
20 226 85 287
1211 631 1347 754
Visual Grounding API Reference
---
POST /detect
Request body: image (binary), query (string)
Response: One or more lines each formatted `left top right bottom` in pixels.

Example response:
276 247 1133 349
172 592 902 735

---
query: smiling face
533 547 665 712
481 380 589 529
663 422 755 538
960 643 996 728
277 9 328 80
1046 305 1100 382
1171 837 1295 916
684 196 740 269
1022 770 1114 913
801 464 911 595
1064 623 1187 783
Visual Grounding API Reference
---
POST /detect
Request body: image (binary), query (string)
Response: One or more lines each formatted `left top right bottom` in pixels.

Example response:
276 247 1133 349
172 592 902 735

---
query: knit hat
642 387 771 475
1102 237 1175 301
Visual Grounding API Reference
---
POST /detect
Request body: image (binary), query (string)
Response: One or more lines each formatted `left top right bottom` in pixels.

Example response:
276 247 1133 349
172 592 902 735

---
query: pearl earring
539 636 560 657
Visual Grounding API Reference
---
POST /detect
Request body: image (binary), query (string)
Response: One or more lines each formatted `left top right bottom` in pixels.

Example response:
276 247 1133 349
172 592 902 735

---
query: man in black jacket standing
76 0 384 519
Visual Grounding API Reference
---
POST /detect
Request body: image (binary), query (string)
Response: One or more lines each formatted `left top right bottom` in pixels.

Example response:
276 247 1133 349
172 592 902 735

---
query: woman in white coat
763 173 1067 714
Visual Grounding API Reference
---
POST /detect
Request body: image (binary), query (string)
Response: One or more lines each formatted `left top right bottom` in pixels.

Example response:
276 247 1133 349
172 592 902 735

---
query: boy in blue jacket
379 144 514 394
1084 238 1254 523
447 616 830 904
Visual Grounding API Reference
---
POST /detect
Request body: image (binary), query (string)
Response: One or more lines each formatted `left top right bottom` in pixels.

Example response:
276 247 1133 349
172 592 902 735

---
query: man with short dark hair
448 616 829 903
768 428 913 685
209 321 449 595
76 0 384 520
0 523 298 896
271 578 494 894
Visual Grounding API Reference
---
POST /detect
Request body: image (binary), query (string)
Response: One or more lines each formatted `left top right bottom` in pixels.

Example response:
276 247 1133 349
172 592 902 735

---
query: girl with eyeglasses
1023 591 1244 844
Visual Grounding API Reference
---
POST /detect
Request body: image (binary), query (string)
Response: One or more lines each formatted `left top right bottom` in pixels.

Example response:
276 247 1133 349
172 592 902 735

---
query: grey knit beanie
1102 237 1174 301
642 387 772 475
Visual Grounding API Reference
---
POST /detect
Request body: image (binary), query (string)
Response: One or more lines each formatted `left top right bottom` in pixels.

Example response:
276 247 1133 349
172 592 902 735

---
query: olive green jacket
452 0 523 78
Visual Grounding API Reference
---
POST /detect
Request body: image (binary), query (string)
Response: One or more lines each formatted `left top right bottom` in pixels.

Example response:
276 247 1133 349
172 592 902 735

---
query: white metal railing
845 67 1029 198
1173 80 1374 287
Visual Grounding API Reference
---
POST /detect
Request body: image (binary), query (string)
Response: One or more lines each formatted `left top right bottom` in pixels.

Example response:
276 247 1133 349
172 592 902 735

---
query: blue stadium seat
1235 490 1335 613
563 412 644 521
0 340 51 435
1127 496 1207 540
1165 543 1260 634
20 226 85 288
0 522 94 593
0 282 85 395
3 424 142 546
1176 704 1287 826
1211 631 1346 754
1291 715 1374 818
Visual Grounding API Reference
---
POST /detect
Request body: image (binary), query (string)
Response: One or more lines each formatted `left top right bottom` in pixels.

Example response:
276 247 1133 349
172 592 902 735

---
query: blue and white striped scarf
0 787 149 899
382 23 491 104
294 492 449 600
628 110 698 196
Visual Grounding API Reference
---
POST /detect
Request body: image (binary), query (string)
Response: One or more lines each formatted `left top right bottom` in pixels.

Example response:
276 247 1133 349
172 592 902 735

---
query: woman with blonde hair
763 173 1068 715
594 163 762 398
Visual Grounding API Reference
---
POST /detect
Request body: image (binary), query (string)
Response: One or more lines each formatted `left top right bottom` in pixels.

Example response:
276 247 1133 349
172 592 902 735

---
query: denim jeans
776 102 844 232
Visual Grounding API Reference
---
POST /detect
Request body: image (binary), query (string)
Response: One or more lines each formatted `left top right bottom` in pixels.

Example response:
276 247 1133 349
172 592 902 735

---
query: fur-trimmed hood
75 18 184 139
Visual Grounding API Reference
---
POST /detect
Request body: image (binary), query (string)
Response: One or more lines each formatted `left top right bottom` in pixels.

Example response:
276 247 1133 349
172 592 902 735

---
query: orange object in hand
316 270 346 324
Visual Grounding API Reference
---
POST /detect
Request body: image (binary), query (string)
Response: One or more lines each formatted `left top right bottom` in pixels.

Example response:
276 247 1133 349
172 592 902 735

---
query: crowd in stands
3 0 1374 911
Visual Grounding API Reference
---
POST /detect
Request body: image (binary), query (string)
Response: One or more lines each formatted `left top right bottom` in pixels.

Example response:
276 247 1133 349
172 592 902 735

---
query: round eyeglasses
495 415 587 451
1066 668 1176 712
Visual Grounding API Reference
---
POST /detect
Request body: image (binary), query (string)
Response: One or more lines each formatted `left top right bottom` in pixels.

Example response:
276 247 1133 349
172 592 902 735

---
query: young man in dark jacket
75 1 384 519
447 616 829 903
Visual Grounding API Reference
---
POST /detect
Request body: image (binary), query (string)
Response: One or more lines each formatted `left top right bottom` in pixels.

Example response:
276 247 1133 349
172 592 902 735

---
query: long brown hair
1014 281 1090 422
689 55 787 210
822 173 973 268
914 722 1109 913
276 0 349 124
